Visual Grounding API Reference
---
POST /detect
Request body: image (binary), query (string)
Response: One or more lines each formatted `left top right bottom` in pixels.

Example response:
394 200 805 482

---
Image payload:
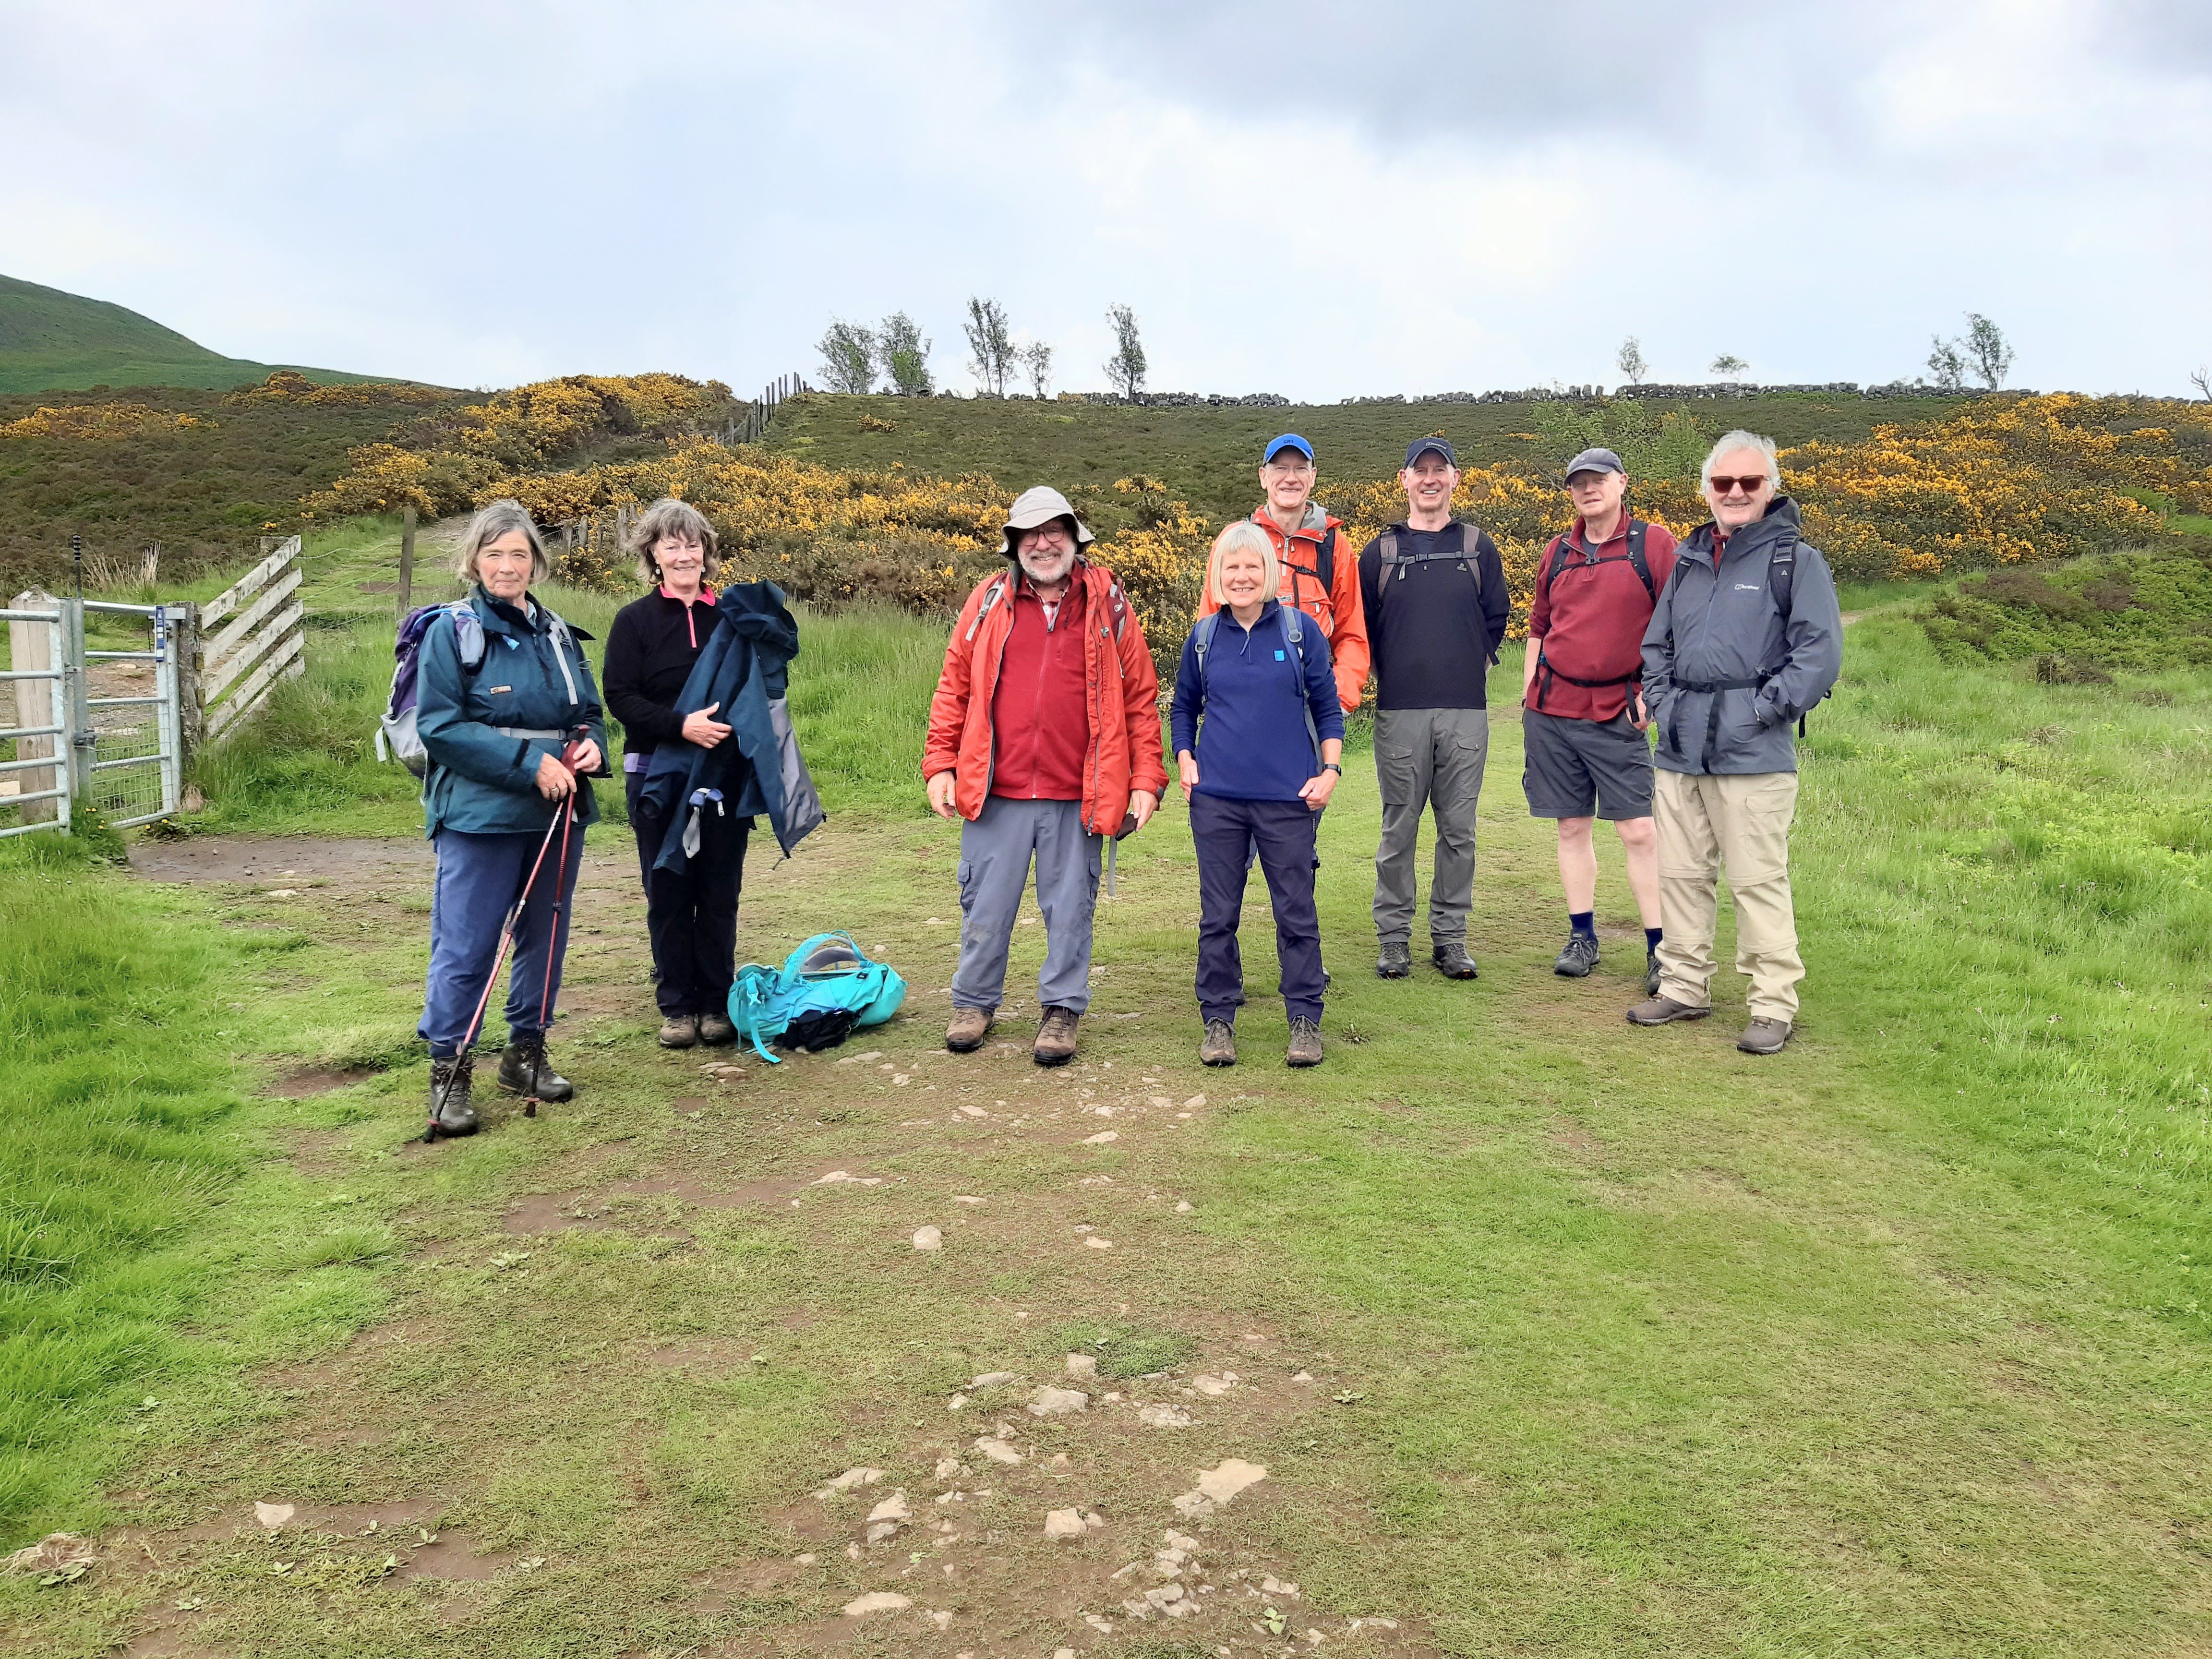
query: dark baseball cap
1263 433 1314 464
1404 436 1457 467
1565 446 1626 480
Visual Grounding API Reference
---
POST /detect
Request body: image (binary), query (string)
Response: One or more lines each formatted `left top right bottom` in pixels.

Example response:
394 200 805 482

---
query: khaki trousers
1652 769 1804 1022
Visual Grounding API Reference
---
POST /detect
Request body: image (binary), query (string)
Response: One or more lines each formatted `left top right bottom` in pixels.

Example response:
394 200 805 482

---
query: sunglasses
1708 475 1769 496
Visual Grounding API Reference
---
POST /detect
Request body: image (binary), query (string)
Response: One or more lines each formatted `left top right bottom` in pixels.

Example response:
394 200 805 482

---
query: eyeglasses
1708 475 1769 496
1023 525 1071 547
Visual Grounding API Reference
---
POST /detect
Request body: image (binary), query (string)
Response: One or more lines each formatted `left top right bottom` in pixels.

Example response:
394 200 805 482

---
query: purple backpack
375 602 484 776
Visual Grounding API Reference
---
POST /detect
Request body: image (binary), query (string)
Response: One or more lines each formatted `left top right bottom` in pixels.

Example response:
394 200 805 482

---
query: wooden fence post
397 504 417 619
8 587 60 823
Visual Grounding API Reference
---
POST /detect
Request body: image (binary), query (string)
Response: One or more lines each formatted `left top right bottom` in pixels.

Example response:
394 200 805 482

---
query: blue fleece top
1171 601 1346 802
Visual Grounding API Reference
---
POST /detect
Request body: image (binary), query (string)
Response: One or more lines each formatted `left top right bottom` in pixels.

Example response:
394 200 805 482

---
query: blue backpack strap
1191 611 1220 694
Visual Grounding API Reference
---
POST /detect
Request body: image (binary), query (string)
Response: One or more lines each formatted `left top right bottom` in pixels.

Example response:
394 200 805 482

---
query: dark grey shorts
1522 708 1655 820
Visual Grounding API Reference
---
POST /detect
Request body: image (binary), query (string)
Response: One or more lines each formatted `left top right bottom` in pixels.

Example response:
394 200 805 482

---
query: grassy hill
767 389 1977 526
0 273 377 396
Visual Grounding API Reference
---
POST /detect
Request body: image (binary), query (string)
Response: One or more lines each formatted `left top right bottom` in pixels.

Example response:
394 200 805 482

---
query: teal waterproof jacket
416 585 608 838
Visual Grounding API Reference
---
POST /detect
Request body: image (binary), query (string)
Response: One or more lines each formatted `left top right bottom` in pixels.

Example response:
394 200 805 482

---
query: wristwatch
1322 762 1342 774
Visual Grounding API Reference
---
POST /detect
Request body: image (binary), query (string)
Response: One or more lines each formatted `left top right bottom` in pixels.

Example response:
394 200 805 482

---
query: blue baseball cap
1263 433 1314 464
1404 436 1457 467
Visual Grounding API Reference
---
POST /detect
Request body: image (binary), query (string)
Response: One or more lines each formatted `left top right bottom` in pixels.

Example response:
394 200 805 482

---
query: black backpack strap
1768 530 1798 618
1456 521 1483 599
1315 525 1334 593
1626 520 1655 601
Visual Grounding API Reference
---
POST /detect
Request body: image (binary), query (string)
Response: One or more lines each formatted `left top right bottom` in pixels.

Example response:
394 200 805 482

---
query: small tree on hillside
1616 336 1649 387
1710 353 1749 379
1963 313 2015 389
877 312 934 396
818 320 878 395
1926 334 1967 392
963 297 1015 397
1023 339 1055 399
1104 303 1147 399
2190 364 2211 402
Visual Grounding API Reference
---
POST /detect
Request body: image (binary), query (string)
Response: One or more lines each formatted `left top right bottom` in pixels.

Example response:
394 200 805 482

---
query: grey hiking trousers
1372 707 1490 945
950 796 1103 1015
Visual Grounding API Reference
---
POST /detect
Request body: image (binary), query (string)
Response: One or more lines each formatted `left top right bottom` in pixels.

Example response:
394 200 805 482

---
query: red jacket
1526 515 1680 721
925 560 1167 834
1197 505 1370 711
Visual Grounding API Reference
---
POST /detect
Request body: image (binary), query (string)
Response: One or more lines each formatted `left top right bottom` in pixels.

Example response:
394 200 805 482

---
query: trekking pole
424 805 566 1142
520 727 592 1116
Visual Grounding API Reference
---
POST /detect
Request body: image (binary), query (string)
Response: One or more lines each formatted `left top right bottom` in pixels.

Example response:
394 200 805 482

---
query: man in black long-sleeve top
1356 438 1511 982
601 499 748 1048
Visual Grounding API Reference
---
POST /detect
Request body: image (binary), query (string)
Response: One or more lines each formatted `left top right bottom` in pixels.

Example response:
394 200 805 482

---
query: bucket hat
998 485 1094 557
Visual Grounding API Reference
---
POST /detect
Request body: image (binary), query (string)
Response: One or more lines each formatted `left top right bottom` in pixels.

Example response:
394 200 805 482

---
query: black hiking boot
1431 940 1479 980
498 1034 574 1105
426 1053 478 1140
1553 933 1601 978
1376 940 1411 979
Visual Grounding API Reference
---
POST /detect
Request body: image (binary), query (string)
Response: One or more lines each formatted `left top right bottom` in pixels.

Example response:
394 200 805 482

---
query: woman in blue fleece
1172 521 1346 1069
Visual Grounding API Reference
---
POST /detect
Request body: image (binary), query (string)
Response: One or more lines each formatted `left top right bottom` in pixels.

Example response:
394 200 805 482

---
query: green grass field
2 509 2209 1653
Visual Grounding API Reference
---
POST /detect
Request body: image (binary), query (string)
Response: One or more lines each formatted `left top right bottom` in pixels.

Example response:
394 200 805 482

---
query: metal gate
1 596 186 838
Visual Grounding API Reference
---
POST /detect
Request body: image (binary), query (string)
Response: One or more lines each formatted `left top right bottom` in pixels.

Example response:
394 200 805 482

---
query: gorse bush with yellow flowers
0 402 209 440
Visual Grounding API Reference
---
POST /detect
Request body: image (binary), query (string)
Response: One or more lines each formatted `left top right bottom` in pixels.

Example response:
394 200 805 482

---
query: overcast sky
3 0 2207 399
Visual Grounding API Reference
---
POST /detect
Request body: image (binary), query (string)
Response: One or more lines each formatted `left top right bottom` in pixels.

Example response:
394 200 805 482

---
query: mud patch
269 1066 381 1098
130 835 435 891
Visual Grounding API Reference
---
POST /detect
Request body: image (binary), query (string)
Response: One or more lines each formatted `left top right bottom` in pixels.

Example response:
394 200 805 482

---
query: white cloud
0 0 2205 397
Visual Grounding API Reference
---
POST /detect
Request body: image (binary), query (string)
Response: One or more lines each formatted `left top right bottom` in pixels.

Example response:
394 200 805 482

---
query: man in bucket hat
925 486 1166 1064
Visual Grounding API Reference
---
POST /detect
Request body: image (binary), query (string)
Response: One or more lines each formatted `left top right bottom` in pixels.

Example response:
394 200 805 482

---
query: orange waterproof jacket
1197 504 1370 710
925 560 1167 834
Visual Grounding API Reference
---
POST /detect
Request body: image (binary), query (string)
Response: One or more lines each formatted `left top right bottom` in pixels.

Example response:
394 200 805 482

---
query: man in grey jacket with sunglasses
1627 431 1841 1056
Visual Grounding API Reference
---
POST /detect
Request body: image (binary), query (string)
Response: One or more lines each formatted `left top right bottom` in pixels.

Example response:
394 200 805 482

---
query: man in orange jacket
1197 433 1370 712
925 486 1166 1065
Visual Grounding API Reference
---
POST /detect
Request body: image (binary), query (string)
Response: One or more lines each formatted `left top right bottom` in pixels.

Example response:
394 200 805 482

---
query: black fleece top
602 588 723 760
1357 522 1511 711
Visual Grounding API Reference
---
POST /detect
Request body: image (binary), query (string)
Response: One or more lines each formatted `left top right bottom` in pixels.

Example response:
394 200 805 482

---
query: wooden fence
723 373 808 445
198 534 305 744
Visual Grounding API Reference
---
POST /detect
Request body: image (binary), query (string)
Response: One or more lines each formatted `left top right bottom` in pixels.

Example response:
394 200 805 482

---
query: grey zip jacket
1641 495 1842 776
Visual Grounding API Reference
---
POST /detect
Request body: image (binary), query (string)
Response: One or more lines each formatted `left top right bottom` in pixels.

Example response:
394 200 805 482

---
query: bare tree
1104 303 1147 399
1023 339 1055 400
1710 353 1749 379
817 320 878 395
962 297 1015 397
1616 336 1648 387
1926 334 1967 393
1963 313 2014 389
2191 364 2212 401
877 312 934 396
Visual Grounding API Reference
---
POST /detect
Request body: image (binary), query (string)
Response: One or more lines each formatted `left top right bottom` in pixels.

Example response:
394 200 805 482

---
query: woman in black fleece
601 498 749 1048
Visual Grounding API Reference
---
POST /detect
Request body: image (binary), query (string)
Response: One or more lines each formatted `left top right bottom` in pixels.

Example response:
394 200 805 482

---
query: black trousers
1190 792 1325 1025
626 772 749 1019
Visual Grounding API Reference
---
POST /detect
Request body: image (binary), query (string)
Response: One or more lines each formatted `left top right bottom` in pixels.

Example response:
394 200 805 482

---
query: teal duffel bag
727 932 906 1063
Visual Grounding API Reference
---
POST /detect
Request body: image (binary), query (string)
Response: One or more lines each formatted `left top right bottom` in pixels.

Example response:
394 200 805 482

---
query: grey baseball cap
997 485 1094 557
1564 447 1626 481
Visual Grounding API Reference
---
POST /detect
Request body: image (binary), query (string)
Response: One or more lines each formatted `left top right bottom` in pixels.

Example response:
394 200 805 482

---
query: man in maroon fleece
1521 447 1679 994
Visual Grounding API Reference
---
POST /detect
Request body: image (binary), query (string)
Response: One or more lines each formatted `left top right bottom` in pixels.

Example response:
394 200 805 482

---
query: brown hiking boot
1624 995 1711 1026
1200 1018 1237 1067
697 1010 737 1046
659 1013 699 1049
1286 1016 1324 1068
945 1006 994 1053
1033 1006 1080 1067
1737 1017 1793 1055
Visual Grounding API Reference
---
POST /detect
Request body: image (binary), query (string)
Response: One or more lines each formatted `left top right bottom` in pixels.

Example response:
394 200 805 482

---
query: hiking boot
1553 933 1601 978
1033 1006 1080 1067
426 1053 478 1138
1431 940 1479 980
498 1034 574 1102
945 1005 995 1053
1645 948 1662 997
1625 995 1710 1026
697 1010 737 1046
1376 940 1411 979
1286 1016 1324 1068
659 1013 699 1049
1200 1018 1237 1066
1737 1017 1793 1056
